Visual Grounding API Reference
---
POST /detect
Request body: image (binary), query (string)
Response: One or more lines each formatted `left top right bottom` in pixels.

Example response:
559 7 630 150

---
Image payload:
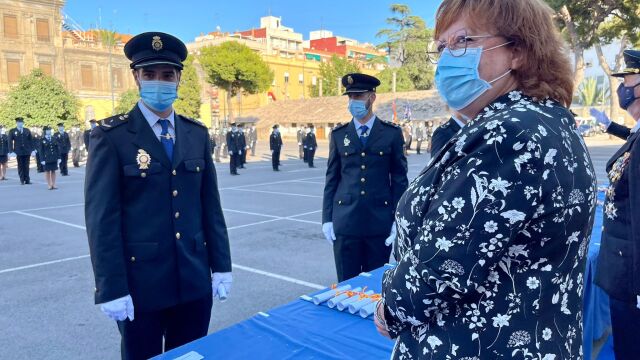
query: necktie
359 125 369 146
158 119 174 159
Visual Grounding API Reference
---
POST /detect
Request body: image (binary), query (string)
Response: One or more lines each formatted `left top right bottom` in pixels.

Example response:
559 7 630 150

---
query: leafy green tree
377 67 415 93
0 68 78 128
174 56 202 119
199 41 273 121
114 89 139 114
310 55 359 97
376 4 434 90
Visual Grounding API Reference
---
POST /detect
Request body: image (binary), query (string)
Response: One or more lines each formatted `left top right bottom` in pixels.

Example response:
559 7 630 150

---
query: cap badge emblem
152 36 163 51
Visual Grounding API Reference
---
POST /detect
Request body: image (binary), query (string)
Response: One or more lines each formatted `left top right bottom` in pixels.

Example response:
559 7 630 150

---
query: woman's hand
374 301 391 339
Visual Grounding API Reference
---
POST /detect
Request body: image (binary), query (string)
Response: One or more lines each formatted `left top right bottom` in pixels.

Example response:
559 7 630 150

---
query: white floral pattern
384 92 597 360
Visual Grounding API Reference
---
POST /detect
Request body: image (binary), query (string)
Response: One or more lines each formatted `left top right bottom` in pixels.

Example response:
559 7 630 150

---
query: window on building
7 60 20 83
36 19 49 42
112 68 123 89
312 76 317 86
39 62 52 76
80 65 94 88
4 14 17 38
292 123 297 128
298 73 304 85
284 72 289 84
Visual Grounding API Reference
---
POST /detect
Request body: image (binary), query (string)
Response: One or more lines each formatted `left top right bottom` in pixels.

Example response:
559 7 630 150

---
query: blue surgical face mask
90 123 97 129
139 80 178 112
45 130 52 137
617 82 640 110
58 126 64 132
435 43 512 111
348 96 371 120
17 122 24 130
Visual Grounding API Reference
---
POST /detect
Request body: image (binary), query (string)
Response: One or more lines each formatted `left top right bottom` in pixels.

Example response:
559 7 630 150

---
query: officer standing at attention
595 49 640 359
84 32 232 360
297 125 305 161
54 122 71 176
303 124 317 168
39 126 61 190
8 117 33 185
270 124 283 171
84 119 98 154
322 73 408 281
238 124 248 168
0 125 8 180
226 123 241 175
70 124 84 167
415 122 424 155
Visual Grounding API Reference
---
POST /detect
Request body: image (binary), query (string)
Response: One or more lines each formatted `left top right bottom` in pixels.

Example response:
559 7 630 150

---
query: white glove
80 145 85 151
590 108 611 127
298 142 302 145
246 146 250 149
228 151 233 155
31 151 36 156
385 222 397 247
322 222 336 244
9 152 16 158
309 148 314 151
212 272 232 301
57 159 61 165
239 150 243 155
40 161 45 165
637 295 640 310
100 294 134 322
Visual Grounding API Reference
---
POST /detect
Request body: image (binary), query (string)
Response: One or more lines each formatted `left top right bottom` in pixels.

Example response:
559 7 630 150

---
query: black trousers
229 153 240 174
59 152 69 175
333 234 391 282
117 296 212 360
241 149 247 166
416 141 422 154
16 155 30 183
303 148 308 163
272 150 280 170
307 149 315 167
35 152 43 172
610 297 640 360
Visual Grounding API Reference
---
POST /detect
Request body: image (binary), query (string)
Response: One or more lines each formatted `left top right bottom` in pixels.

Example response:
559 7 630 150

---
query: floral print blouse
381 91 597 360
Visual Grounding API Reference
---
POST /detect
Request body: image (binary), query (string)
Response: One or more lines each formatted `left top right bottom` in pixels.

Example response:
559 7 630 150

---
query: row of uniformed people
209 124 257 165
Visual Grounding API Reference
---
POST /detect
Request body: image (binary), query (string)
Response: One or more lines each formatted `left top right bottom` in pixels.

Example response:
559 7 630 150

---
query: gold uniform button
196 166 200 172
175 212 180 219
361 165 366 170
361 152 366 157
173 190 178 197
130 257 136 262
619 250 623 256
380 151 384 156
140 173 147 178
338 200 343 205
172 170 177 176
361 190 366 195
361 178 365 183
204 241 207 247
176 232 181 240
385 201 389 205
344 152 349 156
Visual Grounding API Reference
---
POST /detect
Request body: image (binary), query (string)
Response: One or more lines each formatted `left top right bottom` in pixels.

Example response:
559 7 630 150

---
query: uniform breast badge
344 136 351 147
136 149 151 170
608 152 631 184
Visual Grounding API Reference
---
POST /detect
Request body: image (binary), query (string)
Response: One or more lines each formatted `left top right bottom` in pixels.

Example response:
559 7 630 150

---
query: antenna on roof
61 11 87 41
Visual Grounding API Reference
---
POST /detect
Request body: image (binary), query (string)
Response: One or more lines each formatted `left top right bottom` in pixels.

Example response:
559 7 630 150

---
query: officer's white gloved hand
212 272 232 301
322 222 336 244
40 161 45 165
385 222 397 247
298 142 302 146
31 151 36 156
590 108 611 128
228 151 233 156
57 159 61 165
9 152 16 158
100 294 134 322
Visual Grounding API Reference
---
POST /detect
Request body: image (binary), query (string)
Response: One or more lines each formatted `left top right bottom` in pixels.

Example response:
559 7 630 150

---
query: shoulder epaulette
380 120 400 128
100 114 129 131
179 115 206 128
331 123 349 133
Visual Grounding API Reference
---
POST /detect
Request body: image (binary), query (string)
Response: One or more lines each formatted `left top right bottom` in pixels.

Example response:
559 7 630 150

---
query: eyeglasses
427 29 503 64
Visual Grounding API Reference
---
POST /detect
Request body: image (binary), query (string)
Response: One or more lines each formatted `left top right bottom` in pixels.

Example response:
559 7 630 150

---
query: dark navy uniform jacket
54 131 71 153
8 127 33 156
606 121 632 140
430 117 461 157
0 133 8 155
596 131 640 302
323 118 408 237
270 132 282 150
39 136 60 163
85 104 231 312
225 131 242 153
303 132 317 150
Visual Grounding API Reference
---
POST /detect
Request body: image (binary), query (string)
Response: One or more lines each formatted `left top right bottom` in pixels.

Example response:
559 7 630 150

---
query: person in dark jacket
85 32 232 360
54 122 71 175
39 126 61 190
84 119 97 153
70 125 84 167
303 124 317 168
226 123 242 175
322 73 408 281
0 125 8 180
595 48 640 359
430 115 463 157
238 124 248 168
8 117 33 185
270 124 283 171
590 106 637 141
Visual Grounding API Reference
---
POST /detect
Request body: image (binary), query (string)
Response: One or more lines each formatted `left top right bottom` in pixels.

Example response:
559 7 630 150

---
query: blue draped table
156 193 614 359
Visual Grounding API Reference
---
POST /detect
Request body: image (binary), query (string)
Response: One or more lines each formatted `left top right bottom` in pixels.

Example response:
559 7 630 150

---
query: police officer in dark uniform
208 128 216 158
304 124 317 168
226 123 242 175
415 123 424 155
238 124 248 168
0 125 8 180
430 115 463 157
85 32 232 360
33 127 44 173
54 122 71 176
595 49 640 360
39 126 61 190
70 124 84 167
270 124 283 171
322 73 408 281
8 117 33 185
84 119 97 152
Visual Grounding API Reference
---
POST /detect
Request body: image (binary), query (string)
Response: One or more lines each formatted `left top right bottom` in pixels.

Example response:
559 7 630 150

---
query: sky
63 0 443 45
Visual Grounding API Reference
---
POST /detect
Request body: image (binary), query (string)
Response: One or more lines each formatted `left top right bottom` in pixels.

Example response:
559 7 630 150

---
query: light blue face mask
139 80 178 112
348 96 371 120
435 43 512 111
16 122 24 130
